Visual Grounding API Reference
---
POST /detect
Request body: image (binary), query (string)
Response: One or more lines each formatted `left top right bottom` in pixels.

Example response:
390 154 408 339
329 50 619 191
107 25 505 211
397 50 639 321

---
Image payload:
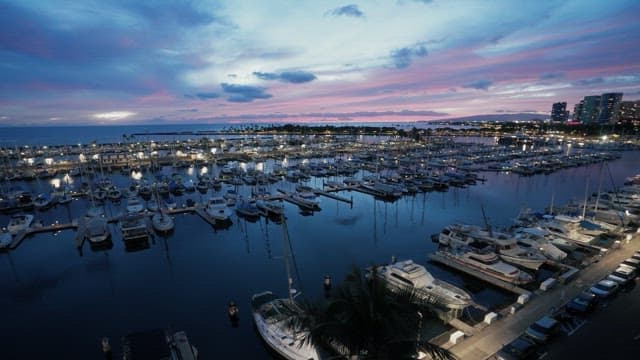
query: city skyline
1 0 640 126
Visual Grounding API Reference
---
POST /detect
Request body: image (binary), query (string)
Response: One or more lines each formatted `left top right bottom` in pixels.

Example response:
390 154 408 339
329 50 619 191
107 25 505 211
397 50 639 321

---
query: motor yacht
368 259 472 310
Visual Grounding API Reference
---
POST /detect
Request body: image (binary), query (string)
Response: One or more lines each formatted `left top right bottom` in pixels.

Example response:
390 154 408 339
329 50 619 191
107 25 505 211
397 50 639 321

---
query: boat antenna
480 203 493 238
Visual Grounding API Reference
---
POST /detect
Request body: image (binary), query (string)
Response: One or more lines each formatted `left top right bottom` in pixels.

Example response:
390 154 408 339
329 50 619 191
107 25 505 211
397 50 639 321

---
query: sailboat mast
280 215 294 301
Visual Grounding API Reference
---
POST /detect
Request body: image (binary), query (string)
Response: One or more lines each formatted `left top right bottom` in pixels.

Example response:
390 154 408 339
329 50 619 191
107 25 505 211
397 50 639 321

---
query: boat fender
323 275 332 290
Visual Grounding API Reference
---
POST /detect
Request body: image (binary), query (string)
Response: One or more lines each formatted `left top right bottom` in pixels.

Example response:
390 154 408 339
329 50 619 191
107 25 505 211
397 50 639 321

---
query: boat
513 227 567 261
438 223 547 270
256 199 285 217
7 214 34 234
33 193 53 210
235 199 261 221
436 244 534 285
251 217 322 360
107 186 123 201
147 199 159 212
126 197 145 213
205 196 232 221
85 217 111 245
290 192 320 210
0 231 12 250
121 329 198 360
119 214 149 246
368 259 472 310
152 211 174 233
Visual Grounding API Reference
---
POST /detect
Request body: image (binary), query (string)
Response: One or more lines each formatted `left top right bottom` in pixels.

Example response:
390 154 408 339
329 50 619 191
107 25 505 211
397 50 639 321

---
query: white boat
206 196 232 221
369 259 472 310
438 223 548 270
126 197 144 213
7 214 34 234
147 199 159 212
251 217 322 360
437 244 534 285
33 193 52 209
152 212 174 232
85 217 111 244
290 192 320 210
251 292 321 360
513 227 567 261
0 231 12 249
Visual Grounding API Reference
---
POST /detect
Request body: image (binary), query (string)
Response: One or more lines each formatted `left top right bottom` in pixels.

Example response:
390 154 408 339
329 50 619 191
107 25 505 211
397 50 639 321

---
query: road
544 282 640 359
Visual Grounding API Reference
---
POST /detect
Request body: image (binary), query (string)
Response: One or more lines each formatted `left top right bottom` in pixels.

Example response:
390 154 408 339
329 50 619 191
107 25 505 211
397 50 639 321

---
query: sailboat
152 187 174 233
251 216 322 360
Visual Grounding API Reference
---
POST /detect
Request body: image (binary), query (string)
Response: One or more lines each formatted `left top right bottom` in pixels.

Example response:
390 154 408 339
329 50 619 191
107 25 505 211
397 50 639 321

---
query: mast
280 215 295 301
481 203 493 238
582 177 590 220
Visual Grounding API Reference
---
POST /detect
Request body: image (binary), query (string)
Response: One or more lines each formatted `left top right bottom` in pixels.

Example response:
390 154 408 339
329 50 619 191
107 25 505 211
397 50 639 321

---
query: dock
9 221 78 250
428 252 531 296
312 188 353 205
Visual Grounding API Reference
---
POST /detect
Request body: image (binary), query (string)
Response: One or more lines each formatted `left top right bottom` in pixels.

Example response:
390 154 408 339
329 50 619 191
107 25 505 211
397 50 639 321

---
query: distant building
580 95 601 124
572 100 584 122
613 100 640 125
598 92 623 123
551 102 569 122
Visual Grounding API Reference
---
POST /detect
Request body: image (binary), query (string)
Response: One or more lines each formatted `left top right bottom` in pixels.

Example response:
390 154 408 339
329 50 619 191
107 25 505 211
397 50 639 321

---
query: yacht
152 211 174 233
438 223 548 270
85 217 111 245
126 197 145 213
437 244 534 285
7 214 34 234
120 214 149 242
206 196 232 221
513 227 567 261
251 291 321 360
235 199 261 221
368 259 472 310
256 199 285 218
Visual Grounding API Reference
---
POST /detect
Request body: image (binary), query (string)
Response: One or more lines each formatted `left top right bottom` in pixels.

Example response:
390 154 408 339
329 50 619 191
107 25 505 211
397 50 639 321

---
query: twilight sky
1 0 639 126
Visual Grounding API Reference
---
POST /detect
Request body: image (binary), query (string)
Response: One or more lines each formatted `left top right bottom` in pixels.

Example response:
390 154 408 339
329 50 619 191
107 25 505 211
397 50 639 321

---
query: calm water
0 138 638 358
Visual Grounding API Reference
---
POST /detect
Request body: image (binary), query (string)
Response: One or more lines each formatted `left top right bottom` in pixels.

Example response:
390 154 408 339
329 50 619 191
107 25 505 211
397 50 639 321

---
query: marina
1 129 639 359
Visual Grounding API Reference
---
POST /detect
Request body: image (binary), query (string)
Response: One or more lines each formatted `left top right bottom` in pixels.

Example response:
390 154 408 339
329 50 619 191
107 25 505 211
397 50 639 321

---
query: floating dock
9 221 78 250
428 252 531 296
276 189 321 211
312 188 353 205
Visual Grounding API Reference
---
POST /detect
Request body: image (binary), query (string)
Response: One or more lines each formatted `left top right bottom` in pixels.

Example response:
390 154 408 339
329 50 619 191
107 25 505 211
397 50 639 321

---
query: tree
293 266 456 360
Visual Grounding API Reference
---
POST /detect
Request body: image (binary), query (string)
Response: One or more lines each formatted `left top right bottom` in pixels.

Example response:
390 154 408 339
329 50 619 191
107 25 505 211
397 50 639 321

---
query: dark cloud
390 44 428 69
328 4 365 18
253 72 280 81
539 72 564 80
195 92 219 100
574 77 605 86
462 79 493 90
254 70 317 83
221 83 272 102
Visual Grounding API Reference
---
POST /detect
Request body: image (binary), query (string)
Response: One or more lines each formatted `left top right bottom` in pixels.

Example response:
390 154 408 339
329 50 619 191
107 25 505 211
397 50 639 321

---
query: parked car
589 279 620 298
620 257 640 271
495 336 540 360
525 315 560 343
632 250 640 261
565 291 598 315
607 266 637 286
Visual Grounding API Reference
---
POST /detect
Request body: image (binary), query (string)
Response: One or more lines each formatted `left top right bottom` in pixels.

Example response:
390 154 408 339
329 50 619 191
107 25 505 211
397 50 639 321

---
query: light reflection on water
0 151 637 358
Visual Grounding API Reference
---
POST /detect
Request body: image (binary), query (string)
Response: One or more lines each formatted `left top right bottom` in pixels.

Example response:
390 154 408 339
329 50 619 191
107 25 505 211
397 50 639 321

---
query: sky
1 0 639 126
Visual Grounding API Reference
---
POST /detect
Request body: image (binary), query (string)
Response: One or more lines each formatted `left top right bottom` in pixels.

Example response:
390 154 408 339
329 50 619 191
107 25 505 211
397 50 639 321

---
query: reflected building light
200 166 208 175
131 171 143 180
50 178 61 188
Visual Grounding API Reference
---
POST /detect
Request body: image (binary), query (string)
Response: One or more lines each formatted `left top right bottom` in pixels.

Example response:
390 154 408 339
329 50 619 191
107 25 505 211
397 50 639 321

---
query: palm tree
293 266 456 360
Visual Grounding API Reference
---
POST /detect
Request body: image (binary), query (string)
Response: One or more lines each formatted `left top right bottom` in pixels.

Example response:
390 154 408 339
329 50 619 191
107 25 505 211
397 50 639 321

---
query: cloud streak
328 4 365 18
221 83 272 102
254 70 317 83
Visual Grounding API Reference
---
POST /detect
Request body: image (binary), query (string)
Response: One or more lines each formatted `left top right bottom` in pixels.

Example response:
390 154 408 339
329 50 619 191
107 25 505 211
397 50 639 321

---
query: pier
427 252 531 296
312 188 353 206
9 221 78 250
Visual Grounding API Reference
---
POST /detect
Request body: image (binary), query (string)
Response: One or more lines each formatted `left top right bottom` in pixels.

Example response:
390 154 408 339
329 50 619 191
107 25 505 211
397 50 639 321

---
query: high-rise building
580 95 601 124
613 100 640 125
598 92 623 124
572 100 584 122
551 102 568 122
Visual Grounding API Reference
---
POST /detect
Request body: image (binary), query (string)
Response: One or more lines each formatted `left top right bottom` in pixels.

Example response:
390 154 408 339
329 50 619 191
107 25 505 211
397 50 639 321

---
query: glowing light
50 178 61 188
131 171 143 180
187 166 194 176
200 166 208 175
45 158 54 165
93 111 136 121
